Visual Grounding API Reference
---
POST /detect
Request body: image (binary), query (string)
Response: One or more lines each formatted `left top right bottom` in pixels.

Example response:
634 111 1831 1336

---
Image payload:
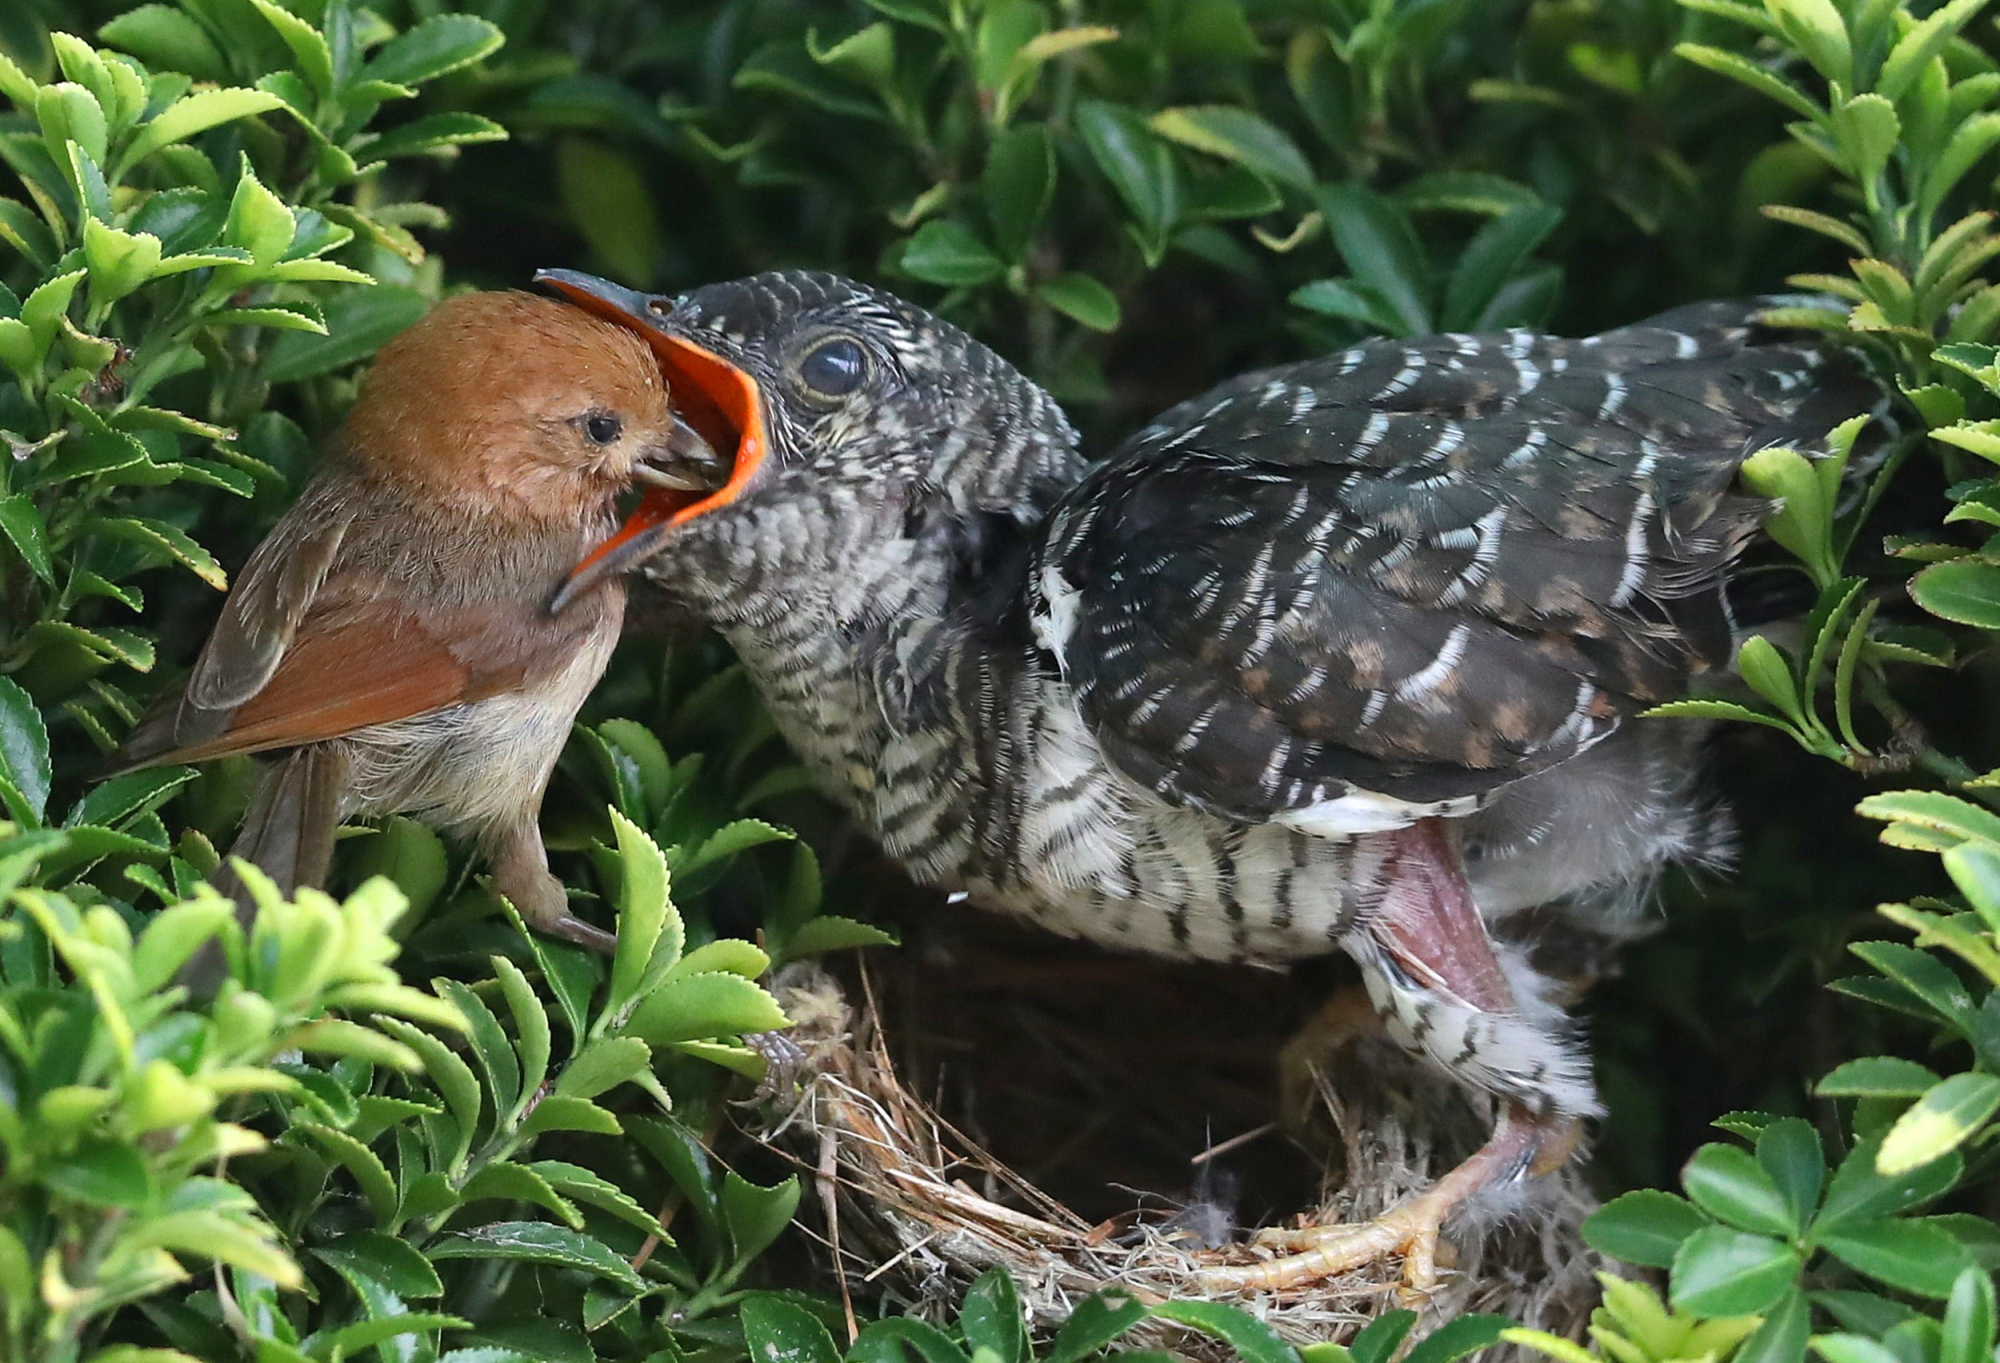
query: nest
742 908 1606 1355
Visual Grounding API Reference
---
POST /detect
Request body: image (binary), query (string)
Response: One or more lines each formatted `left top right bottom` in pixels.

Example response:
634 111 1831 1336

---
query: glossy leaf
1670 1226 1800 1315
1584 1189 1708 1267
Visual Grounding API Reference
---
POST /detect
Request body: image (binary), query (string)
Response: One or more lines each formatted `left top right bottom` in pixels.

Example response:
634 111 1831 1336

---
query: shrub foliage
3 1 2000 1362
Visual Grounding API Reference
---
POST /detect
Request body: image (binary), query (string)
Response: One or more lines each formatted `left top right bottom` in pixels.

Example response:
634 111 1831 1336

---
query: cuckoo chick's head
539 270 1079 609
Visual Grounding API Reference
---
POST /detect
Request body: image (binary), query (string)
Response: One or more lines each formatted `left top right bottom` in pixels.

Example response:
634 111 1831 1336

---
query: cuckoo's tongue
537 271 768 608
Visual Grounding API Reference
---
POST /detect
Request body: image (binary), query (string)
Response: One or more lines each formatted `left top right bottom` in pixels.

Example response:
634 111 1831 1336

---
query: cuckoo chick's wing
1031 301 1872 832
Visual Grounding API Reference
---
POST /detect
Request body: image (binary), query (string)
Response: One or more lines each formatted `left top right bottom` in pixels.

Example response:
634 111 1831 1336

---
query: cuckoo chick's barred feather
1035 303 1875 834
545 270 1877 1133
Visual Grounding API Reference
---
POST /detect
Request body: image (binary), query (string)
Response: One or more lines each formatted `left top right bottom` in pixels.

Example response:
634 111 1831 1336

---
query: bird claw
1198 1190 1457 1298
1196 1106 1570 1299
541 911 618 955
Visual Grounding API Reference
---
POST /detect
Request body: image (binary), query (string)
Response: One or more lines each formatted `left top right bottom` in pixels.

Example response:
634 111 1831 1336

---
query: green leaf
1876 1073 2000 1175
261 285 427 384
81 216 161 306
1735 635 1806 726
1441 202 1560 331
460 1161 579 1226
557 137 659 287
0 677 51 824
962 1268 1031 1363
1584 1189 1708 1267
605 808 673 1019
781 915 897 957
1940 1267 1996 1363
300 1123 398 1227
528 1161 668 1237
1675 43 1821 120
1346 1312 1416 1363
738 1295 842 1363
1150 1301 1300 1363
1670 1225 1800 1315
491 956 550 1117
1402 1317 1511 1363
44 1140 152 1208
900 220 1006 287
1817 1219 1974 1298
1684 1143 1798 1238
311 1314 469 1360
1819 1134 1961 1227
119 88 285 176
516 1095 621 1141
1767 0 1851 84
1877 0 1984 101
1046 1290 1148 1363
1736 1289 1810 1363
851 1319 973 1363
1945 842 2000 934
359 112 506 164
67 767 194 829
1829 94 1899 188
554 1036 652 1100
1076 100 1179 260
1818 1056 1941 1098
85 516 225 589
1151 106 1312 190
809 22 896 89
1037 273 1120 331
1911 559 2000 627
127 1210 299 1288
1755 1118 1825 1233
247 0 333 99
1317 183 1431 334
721 1170 800 1266
434 979 520 1120
365 14 504 86
623 971 789 1044
1858 791 2000 852
428 1221 644 1292
374 1018 481 1166
984 123 1053 262
99 7 229 83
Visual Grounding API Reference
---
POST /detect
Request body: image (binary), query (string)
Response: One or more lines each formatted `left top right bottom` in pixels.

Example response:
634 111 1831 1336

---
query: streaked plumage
543 269 1878 1282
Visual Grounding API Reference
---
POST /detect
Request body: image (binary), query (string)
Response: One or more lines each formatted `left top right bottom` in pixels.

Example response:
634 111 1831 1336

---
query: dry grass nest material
739 915 1606 1355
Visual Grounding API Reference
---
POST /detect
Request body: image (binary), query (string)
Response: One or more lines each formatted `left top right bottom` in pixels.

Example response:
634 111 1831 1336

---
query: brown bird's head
535 270 1081 612
340 290 698 523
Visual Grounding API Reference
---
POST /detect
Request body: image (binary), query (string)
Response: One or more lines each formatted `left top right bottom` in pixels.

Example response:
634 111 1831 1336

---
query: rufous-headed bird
539 268 1875 1287
118 290 719 951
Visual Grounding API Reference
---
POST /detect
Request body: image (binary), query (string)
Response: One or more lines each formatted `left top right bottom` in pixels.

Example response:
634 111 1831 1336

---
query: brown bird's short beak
536 269 768 613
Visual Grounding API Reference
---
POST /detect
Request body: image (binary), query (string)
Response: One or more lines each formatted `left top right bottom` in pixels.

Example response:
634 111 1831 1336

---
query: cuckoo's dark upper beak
537 269 768 613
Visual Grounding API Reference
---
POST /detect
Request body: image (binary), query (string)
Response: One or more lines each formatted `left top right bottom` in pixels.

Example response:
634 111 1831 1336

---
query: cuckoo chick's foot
1203 819 1592 1298
1198 1106 1577 1297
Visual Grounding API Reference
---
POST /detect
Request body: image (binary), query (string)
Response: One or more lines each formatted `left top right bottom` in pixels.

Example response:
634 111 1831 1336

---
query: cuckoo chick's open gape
538 268 1878 1292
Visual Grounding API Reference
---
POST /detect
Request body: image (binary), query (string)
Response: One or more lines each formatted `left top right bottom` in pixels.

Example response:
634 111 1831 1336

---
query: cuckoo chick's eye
583 414 623 444
798 337 866 397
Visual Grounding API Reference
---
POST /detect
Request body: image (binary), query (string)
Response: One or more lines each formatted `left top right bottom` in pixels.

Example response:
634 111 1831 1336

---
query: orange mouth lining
545 281 767 577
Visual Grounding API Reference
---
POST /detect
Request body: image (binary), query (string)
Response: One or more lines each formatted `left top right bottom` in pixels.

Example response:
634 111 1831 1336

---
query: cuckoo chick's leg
1201 818 1588 1297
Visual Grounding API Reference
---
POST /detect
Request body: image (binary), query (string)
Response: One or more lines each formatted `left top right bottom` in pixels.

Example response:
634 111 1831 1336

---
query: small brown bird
119 290 707 950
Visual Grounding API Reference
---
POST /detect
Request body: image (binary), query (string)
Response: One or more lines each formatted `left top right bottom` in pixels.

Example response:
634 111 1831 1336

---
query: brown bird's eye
799 337 865 397
584 414 623 444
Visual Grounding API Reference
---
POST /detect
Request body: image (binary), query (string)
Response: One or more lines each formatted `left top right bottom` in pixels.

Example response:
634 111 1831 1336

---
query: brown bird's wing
118 495 532 769
1032 301 1876 827
158 594 519 763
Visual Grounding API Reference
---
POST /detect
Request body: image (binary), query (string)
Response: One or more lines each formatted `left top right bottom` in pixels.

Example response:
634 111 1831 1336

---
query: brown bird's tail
211 745 348 919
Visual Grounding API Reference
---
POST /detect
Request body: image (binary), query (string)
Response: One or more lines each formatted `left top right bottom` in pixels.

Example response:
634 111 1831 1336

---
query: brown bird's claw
1197 1107 1573 1299
541 912 619 955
